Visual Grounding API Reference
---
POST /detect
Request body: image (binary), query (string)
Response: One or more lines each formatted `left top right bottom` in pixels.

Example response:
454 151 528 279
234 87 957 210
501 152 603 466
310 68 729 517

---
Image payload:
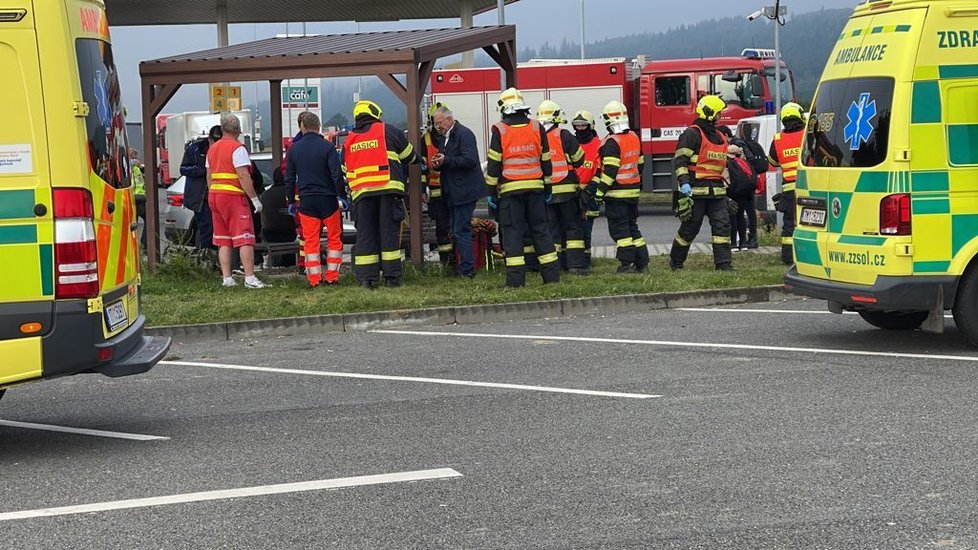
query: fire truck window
802 77 893 168
713 73 757 109
654 77 690 106
76 38 131 189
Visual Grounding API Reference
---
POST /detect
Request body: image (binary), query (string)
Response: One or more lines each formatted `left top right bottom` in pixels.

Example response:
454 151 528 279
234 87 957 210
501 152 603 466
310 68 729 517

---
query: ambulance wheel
953 266 978 345
857 310 928 330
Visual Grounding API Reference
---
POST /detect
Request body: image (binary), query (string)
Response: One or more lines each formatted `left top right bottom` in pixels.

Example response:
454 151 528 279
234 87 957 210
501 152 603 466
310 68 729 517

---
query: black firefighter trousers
499 191 560 287
669 196 733 267
547 196 588 271
605 198 649 269
352 193 404 284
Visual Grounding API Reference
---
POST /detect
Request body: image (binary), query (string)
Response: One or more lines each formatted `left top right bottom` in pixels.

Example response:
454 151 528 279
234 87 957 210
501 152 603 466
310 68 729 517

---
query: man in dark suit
429 105 486 278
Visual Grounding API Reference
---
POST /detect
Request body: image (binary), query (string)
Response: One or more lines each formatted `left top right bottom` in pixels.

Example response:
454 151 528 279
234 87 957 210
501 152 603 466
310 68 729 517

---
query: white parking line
161 361 659 399
678 307 953 318
0 468 461 522
0 420 168 441
371 329 978 364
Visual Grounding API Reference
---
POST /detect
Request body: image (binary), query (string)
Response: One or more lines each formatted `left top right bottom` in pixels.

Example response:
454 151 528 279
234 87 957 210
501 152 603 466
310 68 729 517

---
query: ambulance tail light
53 188 100 299
880 193 911 236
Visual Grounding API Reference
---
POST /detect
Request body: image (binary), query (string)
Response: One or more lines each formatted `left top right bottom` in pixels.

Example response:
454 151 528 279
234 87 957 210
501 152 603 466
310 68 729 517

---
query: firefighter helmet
696 95 726 122
572 110 595 129
601 100 629 130
497 87 529 114
780 102 804 122
428 101 447 121
536 100 565 125
354 100 383 120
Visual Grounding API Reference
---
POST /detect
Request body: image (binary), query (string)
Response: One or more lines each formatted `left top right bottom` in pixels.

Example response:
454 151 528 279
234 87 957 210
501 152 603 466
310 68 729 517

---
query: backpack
726 155 757 198
733 137 769 176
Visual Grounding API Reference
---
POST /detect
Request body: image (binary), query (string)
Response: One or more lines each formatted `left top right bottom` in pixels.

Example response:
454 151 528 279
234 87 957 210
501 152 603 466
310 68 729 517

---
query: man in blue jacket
429 105 486 278
179 125 222 250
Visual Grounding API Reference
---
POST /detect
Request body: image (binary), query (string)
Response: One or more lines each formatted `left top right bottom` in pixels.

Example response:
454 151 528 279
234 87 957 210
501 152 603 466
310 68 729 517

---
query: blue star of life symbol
94 69 111 127
844 92 877 151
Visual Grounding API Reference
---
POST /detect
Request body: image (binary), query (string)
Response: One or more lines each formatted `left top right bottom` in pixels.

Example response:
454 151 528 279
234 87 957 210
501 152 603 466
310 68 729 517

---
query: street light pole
580 0 585 60
774 0 781 117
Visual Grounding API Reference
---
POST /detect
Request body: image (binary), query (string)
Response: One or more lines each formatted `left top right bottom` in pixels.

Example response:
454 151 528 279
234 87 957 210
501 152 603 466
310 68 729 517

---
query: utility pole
580 0 585 59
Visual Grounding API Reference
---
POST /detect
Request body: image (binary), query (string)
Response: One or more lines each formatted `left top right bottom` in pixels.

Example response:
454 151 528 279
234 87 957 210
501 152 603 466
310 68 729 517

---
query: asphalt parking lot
3 300 978 549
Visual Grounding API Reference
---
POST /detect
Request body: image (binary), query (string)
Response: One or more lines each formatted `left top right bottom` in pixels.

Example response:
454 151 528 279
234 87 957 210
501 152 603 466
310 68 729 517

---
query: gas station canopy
103 0 520 26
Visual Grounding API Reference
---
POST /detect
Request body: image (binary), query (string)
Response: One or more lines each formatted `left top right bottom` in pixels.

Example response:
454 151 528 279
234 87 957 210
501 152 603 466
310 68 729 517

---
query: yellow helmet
353 100 383 120
780 102 804 122
601 100 629 129
497 87 528 114
536 100 565 125
572 110 595 128
696 95 726 122
428 101 447 121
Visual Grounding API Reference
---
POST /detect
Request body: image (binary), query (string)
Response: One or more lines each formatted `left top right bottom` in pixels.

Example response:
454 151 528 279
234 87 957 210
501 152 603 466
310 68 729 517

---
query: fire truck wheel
857 310 928 331
953 265 978 345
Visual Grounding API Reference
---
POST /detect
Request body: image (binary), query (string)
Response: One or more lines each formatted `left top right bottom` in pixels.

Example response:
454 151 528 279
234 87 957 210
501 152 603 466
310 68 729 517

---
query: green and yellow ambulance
786 0 978 344
0 0 169 402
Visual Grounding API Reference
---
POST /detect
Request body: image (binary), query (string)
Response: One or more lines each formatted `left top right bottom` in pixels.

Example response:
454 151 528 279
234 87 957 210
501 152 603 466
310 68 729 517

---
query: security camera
747 9 764 21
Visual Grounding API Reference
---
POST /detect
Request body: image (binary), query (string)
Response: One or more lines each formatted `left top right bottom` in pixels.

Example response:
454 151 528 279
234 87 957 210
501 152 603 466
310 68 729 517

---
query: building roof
140 26 516 83
105 0 519 26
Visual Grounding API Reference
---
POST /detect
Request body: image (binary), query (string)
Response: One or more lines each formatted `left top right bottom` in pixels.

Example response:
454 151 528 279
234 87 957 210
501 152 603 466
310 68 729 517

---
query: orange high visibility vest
494 120 544 194
691 126 728 186
207 137 246 195
576 138 601 187
604 131 642 185
773 129 804 191
546 129 570 184
424 132 441 194
343 122 395 200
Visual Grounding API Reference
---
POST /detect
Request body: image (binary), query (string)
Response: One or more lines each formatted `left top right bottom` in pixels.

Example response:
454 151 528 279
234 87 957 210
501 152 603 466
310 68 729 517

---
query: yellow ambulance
786 0 978 342
0 0 169 402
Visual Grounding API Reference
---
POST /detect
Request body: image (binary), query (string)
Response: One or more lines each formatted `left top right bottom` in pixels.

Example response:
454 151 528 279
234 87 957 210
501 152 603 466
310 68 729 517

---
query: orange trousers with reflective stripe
299 210 343 285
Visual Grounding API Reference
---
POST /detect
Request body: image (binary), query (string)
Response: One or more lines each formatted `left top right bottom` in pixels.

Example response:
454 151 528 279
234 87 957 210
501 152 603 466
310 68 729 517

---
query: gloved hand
544 189 553 204
287 202 297 217
339 196 350 212
680 183 692 196
487 196 498 210
676 195 694 222
251 196 263 215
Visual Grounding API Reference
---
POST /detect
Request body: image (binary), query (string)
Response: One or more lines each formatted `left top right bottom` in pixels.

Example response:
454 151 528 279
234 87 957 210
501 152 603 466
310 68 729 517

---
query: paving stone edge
147 285 798 344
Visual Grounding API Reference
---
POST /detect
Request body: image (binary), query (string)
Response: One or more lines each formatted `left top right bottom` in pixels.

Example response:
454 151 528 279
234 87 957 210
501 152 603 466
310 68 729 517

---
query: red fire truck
431 49 796 191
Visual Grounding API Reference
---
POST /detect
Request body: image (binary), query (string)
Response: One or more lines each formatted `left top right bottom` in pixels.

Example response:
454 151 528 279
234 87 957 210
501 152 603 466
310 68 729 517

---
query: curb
147 285 797 344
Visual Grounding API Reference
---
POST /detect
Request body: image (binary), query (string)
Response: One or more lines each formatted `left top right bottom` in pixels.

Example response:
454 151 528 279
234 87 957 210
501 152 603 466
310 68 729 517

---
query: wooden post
142 83 160 272
406 66 423 265
270 80 283 168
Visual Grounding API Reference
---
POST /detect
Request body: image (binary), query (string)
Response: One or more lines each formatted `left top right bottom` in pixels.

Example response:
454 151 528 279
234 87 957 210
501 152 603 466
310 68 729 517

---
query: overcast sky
112 0 862 119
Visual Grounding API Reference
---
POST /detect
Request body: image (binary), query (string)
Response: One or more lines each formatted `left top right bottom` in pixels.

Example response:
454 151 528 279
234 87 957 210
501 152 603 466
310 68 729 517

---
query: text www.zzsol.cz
828 250 886 267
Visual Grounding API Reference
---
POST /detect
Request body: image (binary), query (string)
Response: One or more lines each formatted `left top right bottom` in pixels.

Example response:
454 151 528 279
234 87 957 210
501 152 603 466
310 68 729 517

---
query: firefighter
343 100 420 289
285 112 347 287
592 100 648 273
769 102 805 265
669 95 734 271
573 110 602 267
485 87 558 288
537 100 588 274
422 102 454 266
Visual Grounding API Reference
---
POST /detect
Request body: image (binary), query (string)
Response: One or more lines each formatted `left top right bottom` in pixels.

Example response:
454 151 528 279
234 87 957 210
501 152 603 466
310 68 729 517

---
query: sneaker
253 264 264 273
221 277 236 287
232 267 245 276
244 276 267 289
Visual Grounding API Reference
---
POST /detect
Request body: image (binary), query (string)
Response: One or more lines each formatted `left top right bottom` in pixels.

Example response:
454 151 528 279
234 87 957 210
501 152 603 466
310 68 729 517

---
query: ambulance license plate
105 300 128 332
800 207 826 228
